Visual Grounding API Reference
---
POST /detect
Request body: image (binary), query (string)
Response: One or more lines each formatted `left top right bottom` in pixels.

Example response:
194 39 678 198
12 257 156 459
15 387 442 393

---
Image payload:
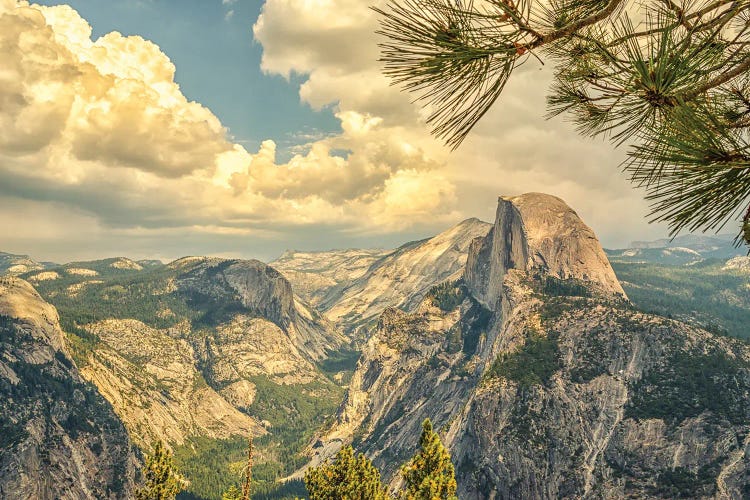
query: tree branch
527 0 627 49
683 56 750 99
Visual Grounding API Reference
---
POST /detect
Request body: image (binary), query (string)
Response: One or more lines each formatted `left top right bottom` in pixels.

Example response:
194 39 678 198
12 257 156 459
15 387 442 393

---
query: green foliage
222 485 242 500
401 419 457 500
318 348 361 378
246 375 343 458
304 446 390 500
568 331 612 384
136 440 182 500
174 436 307 500
172 376 344 499
651 463 721 498
374 0 750 245
426 280 466 312
612 260 750 339
486 330 561 388
626 346 750 426
540 276 591 298
253 480 307 500
538 297 570 324
174 437 248 500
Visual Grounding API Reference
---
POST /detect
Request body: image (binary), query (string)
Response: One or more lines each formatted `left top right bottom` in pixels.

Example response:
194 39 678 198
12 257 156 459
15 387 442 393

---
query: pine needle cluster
401 420 458 500
304 446 391 499
374 0 750 245
135 440 182 500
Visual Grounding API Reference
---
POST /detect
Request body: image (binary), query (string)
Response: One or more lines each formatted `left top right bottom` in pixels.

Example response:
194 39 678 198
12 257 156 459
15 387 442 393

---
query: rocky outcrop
0 278 138 499
0 252 51 276
273 219 490 340
307 193 750 498
319 218 491 338
466 194 625 308
724 256 750 273
172 257 345 361
81 318 265 448
271 248 390 306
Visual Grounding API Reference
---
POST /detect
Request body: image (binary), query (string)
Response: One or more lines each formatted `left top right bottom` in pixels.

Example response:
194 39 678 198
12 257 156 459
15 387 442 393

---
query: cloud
0 4 232 177
252 0 671 247
0 0 671 263
0 0 460 256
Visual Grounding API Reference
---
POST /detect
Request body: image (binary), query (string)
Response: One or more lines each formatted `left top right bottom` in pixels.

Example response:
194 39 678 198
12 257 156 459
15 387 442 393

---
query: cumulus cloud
0 0 460 255
0 0 670 262
1 3 232 177
252 0 671 247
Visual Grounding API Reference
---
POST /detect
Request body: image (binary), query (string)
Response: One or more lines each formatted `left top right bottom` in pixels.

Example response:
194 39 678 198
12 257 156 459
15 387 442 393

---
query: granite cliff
274 218 492 340
0 277 138 499
305 193 750 499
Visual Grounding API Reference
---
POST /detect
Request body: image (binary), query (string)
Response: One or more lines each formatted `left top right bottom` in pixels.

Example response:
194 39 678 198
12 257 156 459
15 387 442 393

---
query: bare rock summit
466 193 625 308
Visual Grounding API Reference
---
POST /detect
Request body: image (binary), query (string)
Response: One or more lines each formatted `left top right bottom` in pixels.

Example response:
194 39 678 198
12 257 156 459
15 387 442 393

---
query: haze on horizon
1 0 690 264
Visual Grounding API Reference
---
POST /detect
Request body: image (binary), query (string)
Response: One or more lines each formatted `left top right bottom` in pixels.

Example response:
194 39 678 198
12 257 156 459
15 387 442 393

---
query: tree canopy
401 419 458 500
374 0 750 246
304 446 391 500
135 440 182 500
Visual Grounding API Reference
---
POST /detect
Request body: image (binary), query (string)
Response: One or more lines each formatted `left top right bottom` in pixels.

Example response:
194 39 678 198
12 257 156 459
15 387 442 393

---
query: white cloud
252 0 671 247
0 0 673 264
0 0 461 259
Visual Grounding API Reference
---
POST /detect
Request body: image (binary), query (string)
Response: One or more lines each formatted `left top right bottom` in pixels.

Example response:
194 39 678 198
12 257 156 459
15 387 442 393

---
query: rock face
724 256 750 273
24 256 346 452
171 257 345 361
307 193 750 499
0 252 51 276
448 291 750 499
81 318 265 447
275 219 491 340
465 194 625 308
324 219 491 337
0 277 138 499
271 248 390 307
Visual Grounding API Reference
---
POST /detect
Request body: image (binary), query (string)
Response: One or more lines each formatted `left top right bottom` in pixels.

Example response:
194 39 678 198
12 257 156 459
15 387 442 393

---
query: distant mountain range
271 218 491 341
606 233 746 265
0 251 56 276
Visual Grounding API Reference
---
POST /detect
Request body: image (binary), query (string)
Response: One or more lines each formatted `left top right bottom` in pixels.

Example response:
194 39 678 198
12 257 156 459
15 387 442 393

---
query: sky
1 0 678 263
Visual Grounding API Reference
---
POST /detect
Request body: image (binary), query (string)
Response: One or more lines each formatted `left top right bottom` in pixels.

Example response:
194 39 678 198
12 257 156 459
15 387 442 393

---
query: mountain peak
466 193 625 307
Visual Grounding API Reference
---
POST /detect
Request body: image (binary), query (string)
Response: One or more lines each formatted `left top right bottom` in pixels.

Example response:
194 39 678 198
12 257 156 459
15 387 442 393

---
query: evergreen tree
401 419 457 500
135 440 182 500
222 485 242 500
219 437 253 500
374 0 750 246
304 446 390 500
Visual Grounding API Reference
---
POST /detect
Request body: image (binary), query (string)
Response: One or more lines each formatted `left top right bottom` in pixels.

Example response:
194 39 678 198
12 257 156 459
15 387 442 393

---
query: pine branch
374 0 750 243
682 55 750 99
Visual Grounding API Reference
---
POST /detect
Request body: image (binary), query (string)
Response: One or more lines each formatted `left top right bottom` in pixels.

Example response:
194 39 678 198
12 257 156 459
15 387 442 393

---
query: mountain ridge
301 193 750 498
0 277 139 499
